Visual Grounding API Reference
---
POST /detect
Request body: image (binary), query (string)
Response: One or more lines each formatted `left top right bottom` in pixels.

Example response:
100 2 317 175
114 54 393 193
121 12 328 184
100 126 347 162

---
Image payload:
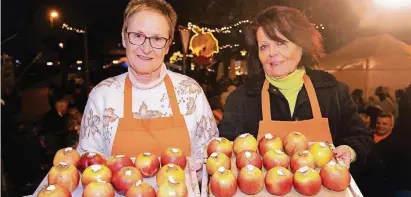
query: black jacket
220 69 374 175
375 126 411 192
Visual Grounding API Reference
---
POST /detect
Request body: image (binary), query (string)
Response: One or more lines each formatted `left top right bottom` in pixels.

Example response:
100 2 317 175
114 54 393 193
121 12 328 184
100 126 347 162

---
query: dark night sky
2 0 410 65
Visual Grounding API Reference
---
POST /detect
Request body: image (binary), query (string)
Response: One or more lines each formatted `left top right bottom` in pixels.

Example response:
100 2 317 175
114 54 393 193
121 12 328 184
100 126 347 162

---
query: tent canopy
318 34 411 98
319 33 411 70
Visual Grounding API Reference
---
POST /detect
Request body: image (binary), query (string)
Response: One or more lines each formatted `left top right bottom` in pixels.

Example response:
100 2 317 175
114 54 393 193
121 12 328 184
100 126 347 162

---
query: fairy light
62 23 85 34
169 51 194 64
312 23 325 30
187 20 251 34
219 44 240 50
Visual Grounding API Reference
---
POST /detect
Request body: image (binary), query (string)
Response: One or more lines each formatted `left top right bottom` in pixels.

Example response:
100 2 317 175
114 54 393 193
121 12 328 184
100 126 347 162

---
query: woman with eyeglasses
77 0 218 172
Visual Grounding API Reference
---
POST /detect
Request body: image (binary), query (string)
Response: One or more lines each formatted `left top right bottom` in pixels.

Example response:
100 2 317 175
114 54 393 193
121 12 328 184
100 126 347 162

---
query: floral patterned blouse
77 63 219 165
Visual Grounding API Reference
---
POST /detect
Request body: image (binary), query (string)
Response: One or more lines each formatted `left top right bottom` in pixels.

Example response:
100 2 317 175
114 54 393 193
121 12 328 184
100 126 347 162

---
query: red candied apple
48 162 80 192
207 137 233 157
283 131 308 156
53 147 81 167
78 152 107 173
206 152 231 175
106 154 133 174
265 166 293 196
236 150 262 170
134 152 160 178
320 160 351 191
161 147 187 169
233 133 257 155
294 166 322 196
258 133 283 156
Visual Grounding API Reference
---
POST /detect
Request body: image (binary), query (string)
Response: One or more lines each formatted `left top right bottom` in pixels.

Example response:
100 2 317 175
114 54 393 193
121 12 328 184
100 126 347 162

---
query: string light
62 23 85 34
312 23 325 30
219 44 240 50
169 51 194 64
187 20 251 34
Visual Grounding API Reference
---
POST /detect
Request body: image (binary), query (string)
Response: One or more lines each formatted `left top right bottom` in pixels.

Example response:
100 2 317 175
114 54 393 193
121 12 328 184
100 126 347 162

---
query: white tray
201 157 363 197
201 141 363 197
32 157 200 197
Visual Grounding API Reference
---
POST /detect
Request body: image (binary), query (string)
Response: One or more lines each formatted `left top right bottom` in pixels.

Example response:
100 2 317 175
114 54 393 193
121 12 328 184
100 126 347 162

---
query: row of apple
205 132 351 196
37 147 191 197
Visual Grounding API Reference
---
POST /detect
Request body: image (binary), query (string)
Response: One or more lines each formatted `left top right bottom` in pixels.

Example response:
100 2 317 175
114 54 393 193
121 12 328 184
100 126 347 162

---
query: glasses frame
126 32 169 49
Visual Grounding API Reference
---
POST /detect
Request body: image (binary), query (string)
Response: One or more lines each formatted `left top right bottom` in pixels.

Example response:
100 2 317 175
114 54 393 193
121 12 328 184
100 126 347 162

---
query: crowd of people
1 82 87 196
351 85 411 197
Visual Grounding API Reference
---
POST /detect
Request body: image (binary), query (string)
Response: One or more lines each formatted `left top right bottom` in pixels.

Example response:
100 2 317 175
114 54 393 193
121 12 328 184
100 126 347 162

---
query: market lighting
50 11 58 18
375 0 411 8
61 23 85 34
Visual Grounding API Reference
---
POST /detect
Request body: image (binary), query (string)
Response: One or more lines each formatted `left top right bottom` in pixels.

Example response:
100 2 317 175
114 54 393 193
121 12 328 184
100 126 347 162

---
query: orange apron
257 75 333 143
111 74 191 157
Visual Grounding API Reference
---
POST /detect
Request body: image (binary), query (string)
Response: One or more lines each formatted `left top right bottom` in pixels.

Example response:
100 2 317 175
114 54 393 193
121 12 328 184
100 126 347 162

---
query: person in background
359 113 371 131
374 113 411 196
78 0 218 176
397 85 411 139
219 85 237 107
383 86 395 104
375 86 396 115
39 94 70 165
395 88 405 118
364 96 383 129
219 5 377 196
351 89 366 112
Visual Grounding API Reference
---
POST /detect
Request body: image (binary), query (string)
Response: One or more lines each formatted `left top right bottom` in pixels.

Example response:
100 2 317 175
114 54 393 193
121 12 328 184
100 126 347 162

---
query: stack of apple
206 132 351 197
37 147 190 197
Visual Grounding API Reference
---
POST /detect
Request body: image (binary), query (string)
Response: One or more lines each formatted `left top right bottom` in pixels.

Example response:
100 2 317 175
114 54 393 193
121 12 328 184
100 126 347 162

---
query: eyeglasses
127 32 169 49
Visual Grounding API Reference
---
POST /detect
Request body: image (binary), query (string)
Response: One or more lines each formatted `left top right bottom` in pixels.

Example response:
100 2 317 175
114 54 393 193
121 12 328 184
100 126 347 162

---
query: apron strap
303 75 322 119
124 75 134 119
163 75 181 116
262 79 272 121
261 74 323 121
123 74 181 119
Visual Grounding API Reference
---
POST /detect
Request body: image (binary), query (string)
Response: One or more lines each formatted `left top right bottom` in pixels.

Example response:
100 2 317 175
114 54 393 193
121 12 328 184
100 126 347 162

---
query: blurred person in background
375 86 396 115
364 96 383 129
374 113 411 196
352 89 366 112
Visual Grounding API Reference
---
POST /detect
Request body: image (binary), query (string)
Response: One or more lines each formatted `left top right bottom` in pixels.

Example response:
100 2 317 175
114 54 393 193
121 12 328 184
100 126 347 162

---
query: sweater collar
127 63 167 90
265 68 305 90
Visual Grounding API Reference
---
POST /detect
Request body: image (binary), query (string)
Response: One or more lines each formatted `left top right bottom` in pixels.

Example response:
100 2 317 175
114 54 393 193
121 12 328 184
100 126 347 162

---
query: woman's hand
333 145 354 168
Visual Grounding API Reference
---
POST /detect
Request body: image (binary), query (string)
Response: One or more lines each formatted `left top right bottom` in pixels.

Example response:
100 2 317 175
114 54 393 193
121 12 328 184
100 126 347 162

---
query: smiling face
122 10 171 75
256 27 302 79
376 116 394 136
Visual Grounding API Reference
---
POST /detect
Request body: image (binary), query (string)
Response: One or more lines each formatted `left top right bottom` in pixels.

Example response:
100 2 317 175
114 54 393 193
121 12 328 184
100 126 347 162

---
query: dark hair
352 89 363 97
244 6 324 79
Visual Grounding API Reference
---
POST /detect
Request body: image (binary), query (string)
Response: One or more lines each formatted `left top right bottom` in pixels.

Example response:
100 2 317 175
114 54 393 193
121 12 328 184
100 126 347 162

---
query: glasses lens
150 37 167 49
129 33 145 45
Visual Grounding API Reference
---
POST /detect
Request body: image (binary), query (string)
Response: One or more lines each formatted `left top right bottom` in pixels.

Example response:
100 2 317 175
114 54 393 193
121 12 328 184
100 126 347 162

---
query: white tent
318 34 411 98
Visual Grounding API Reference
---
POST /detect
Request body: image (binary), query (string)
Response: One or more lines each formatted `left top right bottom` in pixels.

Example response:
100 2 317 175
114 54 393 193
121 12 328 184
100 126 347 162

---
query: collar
246 68 337 96
374 131 392 143
265 68 305 91
128 63 167 90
